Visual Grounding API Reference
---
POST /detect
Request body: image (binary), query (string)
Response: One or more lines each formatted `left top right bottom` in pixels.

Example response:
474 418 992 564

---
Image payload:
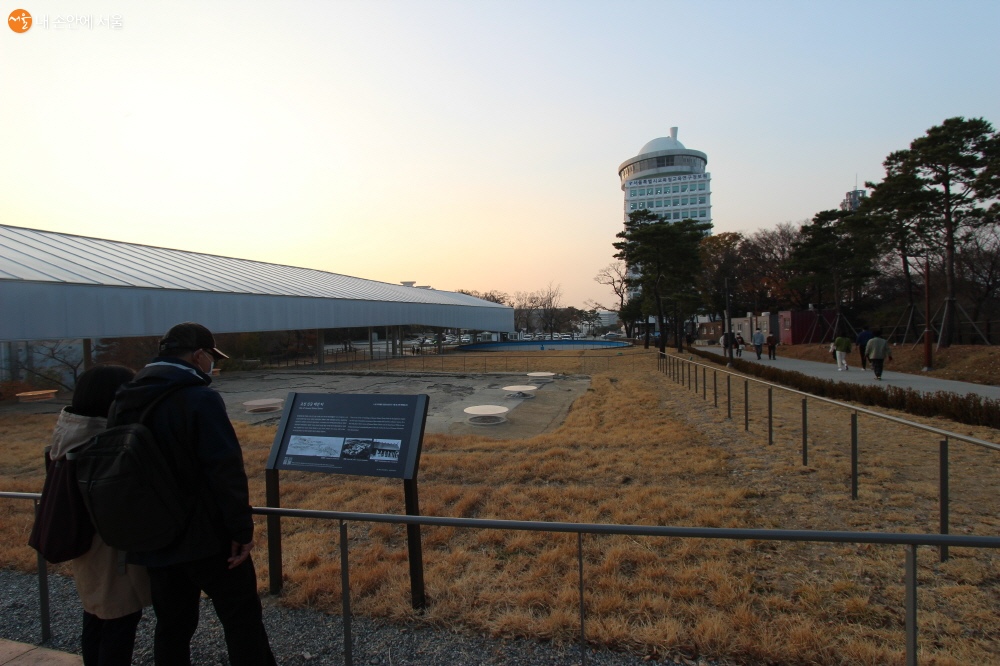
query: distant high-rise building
618 127 711 224
840 188 867 212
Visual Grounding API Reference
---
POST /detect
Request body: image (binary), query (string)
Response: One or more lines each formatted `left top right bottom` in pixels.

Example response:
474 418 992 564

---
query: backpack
28 447 96 563
72 386 196 553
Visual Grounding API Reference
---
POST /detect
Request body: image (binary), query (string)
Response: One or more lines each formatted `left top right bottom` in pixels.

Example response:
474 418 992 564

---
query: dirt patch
778 343 1000 386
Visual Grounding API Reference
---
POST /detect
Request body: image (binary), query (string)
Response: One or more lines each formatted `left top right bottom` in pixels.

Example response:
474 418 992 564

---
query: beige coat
50 409 152 619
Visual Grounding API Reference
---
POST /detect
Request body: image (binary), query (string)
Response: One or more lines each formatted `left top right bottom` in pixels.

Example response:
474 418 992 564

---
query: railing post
940 439 949 562
727 375 731 419
695 364 698 393
744 380 749 431
578 532 586 666
905 544 918 666
713 371 717 407
33 500 50 644
767 388 773 445
801 399 808 466
702 367 706 400
265 469 282 595
851 412 859 500
340 520 354 666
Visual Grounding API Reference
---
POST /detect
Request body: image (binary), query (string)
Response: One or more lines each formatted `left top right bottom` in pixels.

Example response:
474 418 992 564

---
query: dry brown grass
3 349 1000 665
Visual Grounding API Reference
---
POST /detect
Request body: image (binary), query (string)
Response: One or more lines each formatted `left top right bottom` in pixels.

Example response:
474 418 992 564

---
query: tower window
698 196 706 204
698 182 706 190
672 186 679 193
655 200 662 207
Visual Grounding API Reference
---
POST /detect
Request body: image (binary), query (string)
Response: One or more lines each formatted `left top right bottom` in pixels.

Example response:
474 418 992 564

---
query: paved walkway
0 640 80 665
695 346 1000 401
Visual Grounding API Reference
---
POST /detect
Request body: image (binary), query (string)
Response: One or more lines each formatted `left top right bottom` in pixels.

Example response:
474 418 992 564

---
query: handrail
663 350 1000 452
250 506 1000 548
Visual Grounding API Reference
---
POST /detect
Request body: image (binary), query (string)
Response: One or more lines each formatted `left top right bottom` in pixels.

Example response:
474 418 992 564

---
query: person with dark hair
833 332 853 371
765 331 778 360
112 322 276 666
49 364 150 666
856 325 874 371
864 328 893 380
751 328 765 360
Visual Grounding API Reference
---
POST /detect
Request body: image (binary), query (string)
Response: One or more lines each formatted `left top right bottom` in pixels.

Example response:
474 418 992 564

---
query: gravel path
0 569 730 666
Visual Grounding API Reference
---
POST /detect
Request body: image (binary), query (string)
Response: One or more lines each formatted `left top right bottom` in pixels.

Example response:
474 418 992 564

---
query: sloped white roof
0 224 502 309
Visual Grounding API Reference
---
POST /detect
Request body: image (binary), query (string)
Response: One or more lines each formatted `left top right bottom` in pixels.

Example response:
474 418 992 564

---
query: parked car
561 333 572 340
602 333 621 339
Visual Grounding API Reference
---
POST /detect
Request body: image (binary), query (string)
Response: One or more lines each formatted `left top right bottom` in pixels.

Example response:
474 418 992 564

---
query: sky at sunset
3 1 999 308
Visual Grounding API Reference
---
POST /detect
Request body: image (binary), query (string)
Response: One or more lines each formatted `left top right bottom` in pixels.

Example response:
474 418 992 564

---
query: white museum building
617 127 712 224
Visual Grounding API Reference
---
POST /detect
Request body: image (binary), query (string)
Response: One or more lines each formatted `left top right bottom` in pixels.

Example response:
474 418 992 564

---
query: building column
23 341 33 379
368 327 374 360
437 328 443 355
82 339 93 371
1 341 12 382
316 329 325 368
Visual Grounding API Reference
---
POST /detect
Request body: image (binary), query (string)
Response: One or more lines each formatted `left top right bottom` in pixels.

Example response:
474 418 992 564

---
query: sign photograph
266 393 428 479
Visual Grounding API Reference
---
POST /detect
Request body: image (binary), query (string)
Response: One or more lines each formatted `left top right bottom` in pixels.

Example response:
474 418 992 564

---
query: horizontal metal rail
662 351 1000 452
250 505 1000 548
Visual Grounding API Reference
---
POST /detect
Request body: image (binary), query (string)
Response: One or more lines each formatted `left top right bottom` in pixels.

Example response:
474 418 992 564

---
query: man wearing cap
113 322 275 666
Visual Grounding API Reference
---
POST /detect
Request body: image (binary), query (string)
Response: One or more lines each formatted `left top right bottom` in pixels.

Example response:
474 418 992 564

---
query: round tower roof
638 136 685 154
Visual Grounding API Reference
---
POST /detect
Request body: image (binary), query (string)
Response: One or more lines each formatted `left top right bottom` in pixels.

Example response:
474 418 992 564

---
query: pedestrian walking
734 333 745 357
113 322 277 666
833 333 853 371
751 328 765 360
765 332 778 360
47 365 151 666
856 326 874 371
864 328 893 380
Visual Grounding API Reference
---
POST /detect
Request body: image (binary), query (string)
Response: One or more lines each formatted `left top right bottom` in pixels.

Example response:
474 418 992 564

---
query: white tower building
618 127 711 224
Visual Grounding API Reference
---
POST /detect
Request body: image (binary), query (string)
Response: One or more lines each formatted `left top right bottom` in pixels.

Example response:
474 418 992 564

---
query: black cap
158 322 229 360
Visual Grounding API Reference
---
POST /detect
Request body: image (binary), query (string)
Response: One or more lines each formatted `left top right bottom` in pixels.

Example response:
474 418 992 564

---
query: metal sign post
265 392 429 609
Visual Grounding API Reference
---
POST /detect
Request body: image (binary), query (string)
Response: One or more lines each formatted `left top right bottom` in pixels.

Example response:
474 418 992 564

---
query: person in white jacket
49 365 151 666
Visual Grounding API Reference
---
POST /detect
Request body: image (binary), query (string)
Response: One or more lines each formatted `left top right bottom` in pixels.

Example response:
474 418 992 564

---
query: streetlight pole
922 256 934 372
725 277 734 367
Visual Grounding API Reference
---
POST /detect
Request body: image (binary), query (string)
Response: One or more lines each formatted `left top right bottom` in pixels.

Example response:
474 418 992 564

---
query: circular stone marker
468 415 507 426
502 385 538 392
243 398 285 414
526 372 556 378
463 405 509 416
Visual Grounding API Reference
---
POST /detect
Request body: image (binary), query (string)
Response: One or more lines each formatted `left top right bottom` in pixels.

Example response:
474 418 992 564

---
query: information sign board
265 392 428 479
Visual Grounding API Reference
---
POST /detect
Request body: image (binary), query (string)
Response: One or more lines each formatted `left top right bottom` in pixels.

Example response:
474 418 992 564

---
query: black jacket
113 357 253 567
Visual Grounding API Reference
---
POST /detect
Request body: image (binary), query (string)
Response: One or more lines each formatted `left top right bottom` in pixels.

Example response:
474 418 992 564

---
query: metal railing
255 349 649 375
4 490 1000 666
658 351 1000 562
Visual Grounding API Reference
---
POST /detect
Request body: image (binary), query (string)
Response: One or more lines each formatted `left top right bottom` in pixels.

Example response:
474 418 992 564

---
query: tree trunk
654 291 667 354
943 201 957 347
